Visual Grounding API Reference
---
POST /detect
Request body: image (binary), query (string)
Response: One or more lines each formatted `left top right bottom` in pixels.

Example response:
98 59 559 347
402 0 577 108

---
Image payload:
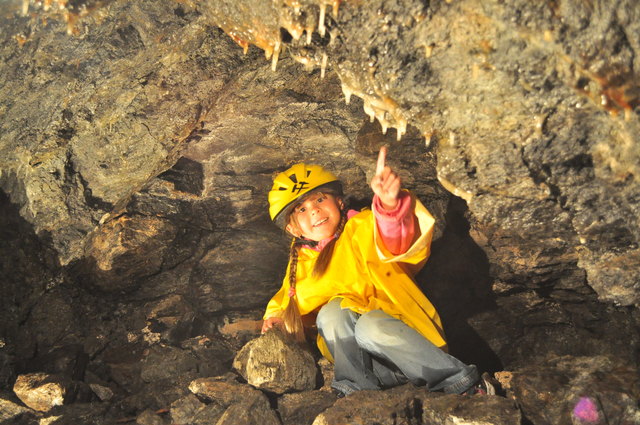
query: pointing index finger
376 146 387 176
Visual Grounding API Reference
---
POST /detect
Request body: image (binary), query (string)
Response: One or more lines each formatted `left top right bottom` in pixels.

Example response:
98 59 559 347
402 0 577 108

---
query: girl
262 147 484 396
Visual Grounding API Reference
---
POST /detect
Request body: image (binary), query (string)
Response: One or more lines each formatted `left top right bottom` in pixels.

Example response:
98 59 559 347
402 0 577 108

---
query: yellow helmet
268 163 342 228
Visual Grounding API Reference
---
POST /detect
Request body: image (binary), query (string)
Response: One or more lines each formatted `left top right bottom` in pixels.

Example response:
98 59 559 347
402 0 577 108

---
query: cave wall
1 0 638 305
0 0 639 419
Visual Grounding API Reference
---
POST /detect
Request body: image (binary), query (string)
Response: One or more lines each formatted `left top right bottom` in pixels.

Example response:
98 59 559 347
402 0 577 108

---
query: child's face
286 192 343 242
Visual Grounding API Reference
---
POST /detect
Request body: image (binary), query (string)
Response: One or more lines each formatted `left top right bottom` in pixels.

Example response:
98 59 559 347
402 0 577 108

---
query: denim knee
316 298 349 333
354 310 406 350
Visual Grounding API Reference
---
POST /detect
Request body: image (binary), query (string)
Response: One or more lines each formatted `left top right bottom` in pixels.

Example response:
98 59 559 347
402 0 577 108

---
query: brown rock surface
313 383 521 425
0 0 639 424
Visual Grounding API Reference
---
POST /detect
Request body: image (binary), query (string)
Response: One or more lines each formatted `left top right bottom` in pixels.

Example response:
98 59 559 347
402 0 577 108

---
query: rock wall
1 0 639 424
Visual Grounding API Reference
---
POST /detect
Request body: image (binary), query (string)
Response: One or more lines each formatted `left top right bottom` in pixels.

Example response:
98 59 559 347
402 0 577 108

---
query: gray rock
88 383 114 402
233 329 317 394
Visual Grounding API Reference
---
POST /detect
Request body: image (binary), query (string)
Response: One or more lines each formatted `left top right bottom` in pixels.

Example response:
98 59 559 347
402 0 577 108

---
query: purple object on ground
573 397 601 423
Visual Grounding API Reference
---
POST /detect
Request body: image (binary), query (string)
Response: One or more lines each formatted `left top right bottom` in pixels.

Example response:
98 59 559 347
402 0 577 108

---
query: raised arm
370 146 401 210
370 147 416 255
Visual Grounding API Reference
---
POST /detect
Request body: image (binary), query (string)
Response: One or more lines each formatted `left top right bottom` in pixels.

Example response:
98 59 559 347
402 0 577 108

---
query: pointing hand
370 146 401 210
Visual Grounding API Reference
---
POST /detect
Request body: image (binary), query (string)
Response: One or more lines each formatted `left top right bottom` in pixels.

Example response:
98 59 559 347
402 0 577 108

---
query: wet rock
502 355 640 425
233 329 317 394
13 372 70 412
278 390 337 425
313 384 520 425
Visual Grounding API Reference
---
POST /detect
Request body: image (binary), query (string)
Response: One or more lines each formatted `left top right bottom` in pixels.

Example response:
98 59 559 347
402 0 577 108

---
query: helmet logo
288 172 310 194
291 181 309 194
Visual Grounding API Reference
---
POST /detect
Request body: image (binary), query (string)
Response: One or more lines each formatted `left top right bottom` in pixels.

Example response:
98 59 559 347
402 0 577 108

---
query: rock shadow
416 195 503 374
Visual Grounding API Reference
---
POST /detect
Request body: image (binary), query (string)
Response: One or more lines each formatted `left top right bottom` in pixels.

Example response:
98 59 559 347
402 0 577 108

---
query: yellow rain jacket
264 193 447 361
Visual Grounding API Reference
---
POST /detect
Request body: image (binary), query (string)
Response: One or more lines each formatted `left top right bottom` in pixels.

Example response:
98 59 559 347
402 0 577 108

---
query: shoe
464 372 497 396
331 388 345 399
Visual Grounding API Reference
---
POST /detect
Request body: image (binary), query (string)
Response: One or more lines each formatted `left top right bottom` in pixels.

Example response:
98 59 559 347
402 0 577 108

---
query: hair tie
288 287 296 297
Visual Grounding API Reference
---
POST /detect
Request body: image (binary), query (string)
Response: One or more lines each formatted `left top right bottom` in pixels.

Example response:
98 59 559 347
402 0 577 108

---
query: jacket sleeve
372 192 435 267
372 191 415 255
263 272 291 319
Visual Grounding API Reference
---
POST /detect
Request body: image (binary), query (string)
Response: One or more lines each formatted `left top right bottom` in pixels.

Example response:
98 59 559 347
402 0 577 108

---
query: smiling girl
262 147 488 396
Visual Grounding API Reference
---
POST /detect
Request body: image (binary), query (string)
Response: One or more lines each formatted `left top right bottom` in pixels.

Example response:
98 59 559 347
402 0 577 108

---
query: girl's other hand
261 317 284 333
371 146 401 210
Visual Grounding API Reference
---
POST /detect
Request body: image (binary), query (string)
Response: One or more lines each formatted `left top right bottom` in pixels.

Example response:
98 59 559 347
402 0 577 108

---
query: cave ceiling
0 1 639 307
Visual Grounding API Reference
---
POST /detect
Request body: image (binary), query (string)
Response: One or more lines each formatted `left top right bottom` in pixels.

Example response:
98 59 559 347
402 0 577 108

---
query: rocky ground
0 0 639 424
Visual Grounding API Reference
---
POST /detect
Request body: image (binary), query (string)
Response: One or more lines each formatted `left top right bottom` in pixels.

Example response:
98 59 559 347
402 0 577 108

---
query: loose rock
13 372 70 412
233 329 317 394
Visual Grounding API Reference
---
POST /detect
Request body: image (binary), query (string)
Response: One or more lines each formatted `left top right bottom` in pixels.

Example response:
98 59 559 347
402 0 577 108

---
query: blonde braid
282 238 306 343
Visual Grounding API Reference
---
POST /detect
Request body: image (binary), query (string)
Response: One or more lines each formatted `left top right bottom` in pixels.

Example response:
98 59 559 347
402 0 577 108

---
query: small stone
13 373 69 412
89 383 114 401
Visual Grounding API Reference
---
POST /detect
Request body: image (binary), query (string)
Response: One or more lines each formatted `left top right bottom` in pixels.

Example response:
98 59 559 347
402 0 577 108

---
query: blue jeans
316 298 479 395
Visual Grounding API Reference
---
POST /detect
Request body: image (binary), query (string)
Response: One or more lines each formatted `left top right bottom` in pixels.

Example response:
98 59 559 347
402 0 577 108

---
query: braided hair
282 204 348 343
